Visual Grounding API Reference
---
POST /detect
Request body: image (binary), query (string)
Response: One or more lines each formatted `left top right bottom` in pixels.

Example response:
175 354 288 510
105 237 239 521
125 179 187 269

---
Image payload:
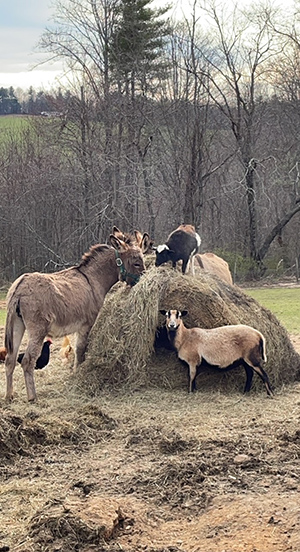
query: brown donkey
4 234 146 402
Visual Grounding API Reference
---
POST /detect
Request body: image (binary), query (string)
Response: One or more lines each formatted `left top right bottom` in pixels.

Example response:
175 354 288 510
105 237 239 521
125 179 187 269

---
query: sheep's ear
160 309 167 316
180 310 188 317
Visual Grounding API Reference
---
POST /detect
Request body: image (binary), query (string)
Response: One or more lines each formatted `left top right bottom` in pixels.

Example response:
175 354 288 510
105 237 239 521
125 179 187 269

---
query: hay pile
77 266 300 395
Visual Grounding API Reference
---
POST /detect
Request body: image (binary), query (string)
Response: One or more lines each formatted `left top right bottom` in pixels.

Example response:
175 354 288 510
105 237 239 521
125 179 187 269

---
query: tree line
0 0 300 282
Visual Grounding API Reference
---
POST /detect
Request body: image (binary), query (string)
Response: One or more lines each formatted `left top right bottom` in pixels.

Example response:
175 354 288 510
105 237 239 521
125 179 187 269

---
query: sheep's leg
5 317 25 401
22 337 45 402
182 258 189 274
243 364 254 393
250 364 273 396
190 255 195 276
188 363 197 393
188 250 197 276
74 328 90 372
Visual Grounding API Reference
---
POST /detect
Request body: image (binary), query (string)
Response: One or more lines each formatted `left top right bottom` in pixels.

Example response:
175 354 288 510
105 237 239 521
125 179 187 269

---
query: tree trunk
256 201 300 262
244 159 258 260
183 121 203 229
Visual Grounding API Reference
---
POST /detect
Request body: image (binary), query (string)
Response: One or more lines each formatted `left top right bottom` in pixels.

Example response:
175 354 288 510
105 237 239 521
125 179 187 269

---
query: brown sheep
160 309 273 396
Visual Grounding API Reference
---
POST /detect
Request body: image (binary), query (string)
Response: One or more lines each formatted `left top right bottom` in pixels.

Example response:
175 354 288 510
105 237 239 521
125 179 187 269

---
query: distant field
244 286 300 334
0 114 31 132
0 115 34 148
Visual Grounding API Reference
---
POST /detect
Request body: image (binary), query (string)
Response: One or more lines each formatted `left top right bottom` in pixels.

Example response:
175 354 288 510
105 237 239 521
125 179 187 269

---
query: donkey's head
110 234 145 286
112 226 153 254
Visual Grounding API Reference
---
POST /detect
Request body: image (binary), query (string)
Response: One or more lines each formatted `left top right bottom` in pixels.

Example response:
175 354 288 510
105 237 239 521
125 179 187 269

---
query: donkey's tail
4 297 21 354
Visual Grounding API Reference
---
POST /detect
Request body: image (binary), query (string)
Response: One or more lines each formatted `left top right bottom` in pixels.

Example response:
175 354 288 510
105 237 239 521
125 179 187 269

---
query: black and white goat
160 309 273 396
155 224 201 274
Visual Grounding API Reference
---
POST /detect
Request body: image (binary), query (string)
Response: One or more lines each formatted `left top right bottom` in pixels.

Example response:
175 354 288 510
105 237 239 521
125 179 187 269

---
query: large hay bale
77 266 300 395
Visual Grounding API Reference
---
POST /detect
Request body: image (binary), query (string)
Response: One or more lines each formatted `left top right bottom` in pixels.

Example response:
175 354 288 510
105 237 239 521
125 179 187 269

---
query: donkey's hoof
28 396 37 403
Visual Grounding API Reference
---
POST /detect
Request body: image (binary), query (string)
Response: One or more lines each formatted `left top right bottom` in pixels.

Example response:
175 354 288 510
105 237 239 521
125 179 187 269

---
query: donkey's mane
78 244 111 267
121 233 136 245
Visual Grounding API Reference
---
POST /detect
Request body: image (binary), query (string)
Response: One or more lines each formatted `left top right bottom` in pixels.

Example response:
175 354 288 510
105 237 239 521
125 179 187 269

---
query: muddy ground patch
0 324 299 551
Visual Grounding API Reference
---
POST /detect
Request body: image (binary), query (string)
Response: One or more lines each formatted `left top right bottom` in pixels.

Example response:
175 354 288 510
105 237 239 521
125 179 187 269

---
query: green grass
0 115 34 150
0 291 6 326
244 287 300 334
0 114 31 131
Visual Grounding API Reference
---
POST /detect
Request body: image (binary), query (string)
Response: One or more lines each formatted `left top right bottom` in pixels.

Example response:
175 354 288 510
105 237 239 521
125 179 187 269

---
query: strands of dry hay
77 266 300 395
80 269 171 394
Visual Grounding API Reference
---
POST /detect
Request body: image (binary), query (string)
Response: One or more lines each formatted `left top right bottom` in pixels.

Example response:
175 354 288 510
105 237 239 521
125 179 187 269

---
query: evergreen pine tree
110 0 170 94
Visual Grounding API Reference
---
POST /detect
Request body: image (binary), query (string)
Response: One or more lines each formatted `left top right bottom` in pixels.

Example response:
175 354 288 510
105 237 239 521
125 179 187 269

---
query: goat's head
160 309 188 330
155 244 175 266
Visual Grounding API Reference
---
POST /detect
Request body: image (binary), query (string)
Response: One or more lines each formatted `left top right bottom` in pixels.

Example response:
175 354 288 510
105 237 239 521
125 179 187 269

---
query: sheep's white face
166 310 181 330
155 244 172 267
160 309 187 331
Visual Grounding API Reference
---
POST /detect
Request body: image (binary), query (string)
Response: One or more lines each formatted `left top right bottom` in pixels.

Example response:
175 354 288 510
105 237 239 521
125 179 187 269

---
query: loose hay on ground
77 267 300 395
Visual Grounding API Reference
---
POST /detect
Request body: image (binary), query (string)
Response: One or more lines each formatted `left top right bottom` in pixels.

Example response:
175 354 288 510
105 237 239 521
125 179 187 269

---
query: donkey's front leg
74 329 90 372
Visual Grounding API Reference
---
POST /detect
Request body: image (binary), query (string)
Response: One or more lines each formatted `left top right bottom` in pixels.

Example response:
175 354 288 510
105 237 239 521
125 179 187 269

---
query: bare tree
182 1 300 267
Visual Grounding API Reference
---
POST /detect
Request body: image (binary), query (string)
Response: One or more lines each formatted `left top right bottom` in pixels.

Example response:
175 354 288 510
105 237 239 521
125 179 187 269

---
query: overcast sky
0 0 64 91
0 0 295 92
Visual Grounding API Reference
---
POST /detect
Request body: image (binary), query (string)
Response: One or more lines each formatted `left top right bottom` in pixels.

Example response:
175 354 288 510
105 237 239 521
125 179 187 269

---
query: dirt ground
0 326 299 551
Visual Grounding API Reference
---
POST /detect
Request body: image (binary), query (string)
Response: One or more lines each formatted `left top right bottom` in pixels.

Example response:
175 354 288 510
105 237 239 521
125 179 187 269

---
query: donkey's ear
109 234 126 250
140 232 151 254
112 226 125 240
112 226 121 235
134 230 143 242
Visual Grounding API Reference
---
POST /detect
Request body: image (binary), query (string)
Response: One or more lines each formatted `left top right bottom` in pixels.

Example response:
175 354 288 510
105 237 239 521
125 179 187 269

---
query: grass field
0 114 31 132
244 286 300 334
0 115 34 150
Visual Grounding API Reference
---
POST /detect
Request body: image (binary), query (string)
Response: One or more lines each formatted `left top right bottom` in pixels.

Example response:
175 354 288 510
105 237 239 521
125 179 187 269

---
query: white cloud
0 0 60 89
1 28 50 70
0 70 66 91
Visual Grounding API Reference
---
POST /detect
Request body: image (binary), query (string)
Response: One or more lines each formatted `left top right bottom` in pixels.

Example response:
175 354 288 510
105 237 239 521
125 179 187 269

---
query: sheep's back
191 324 261 368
